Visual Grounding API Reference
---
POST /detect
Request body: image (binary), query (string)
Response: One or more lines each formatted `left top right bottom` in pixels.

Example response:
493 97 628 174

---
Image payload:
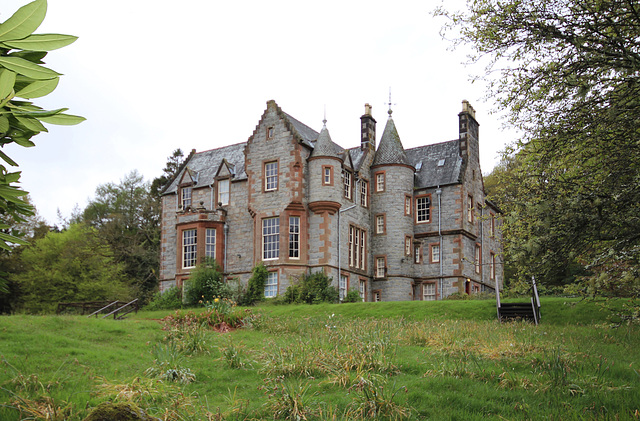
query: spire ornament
386 87 396 118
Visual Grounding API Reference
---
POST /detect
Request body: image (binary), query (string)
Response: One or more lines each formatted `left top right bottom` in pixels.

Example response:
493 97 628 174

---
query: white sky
3 0 517 225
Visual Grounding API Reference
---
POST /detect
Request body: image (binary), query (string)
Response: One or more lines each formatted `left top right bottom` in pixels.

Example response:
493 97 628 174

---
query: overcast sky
4 0 517 225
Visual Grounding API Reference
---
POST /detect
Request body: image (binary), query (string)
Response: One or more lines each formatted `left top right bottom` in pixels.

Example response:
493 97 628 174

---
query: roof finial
386 87 396 118
322 105 327 128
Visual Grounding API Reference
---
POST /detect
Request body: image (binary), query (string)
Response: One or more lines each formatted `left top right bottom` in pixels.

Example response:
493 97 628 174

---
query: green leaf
0 69 17 99
0 56 60 80
11 106 67 118
0 231 29 247
0 149 18 166
40 112 85 125
15 115 46 133
0 0 47 42
11 136 37 147
0 115 9 133
15 77 58 98
4 33 78 51
7 50 47 63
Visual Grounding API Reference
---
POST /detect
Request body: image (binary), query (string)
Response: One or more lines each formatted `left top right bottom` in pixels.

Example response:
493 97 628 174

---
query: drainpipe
223 221 229 273
436 187 443 299
480 203 484 290
338 178 358 292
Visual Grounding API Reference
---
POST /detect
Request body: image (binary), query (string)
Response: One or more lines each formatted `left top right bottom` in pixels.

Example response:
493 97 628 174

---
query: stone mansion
159 100 502 302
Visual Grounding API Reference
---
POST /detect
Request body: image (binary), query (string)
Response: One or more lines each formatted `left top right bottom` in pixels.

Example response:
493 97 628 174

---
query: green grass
1 298 638 420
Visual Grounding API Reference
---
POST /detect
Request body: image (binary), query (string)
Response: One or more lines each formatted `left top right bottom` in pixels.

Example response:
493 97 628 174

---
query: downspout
223 221 229 274
338 178 358 297
436 187 443 299
480 203 484 290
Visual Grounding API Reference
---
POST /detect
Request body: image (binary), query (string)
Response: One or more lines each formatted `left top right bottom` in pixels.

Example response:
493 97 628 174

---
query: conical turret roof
372 116 409 166
310 124 343 159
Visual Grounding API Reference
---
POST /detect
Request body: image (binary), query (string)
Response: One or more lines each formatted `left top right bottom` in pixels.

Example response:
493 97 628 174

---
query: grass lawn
0 297 638 420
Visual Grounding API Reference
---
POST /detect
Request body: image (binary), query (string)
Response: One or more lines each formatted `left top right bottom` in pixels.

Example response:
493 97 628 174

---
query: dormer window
181 186 192 209
217 178 230 206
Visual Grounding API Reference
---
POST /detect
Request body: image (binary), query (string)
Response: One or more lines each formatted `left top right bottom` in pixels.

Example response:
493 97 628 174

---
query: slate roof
164 142 247 194
310 125 343 159
283 112 319 148
406 139 463 189
348 147 367 172
372 117 410 167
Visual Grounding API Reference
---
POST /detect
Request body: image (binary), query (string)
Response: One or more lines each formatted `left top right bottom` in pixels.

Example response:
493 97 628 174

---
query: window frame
217 178 230 206
322 165 333 186
205 227 216 259
375 214 386 235
343 170 352 199
375 171 385 192
264 161 279 192
348 225 366 270
405 236 412 256
180 185 192 210
288 215 300 259
414 242 422 264
359 279 366 302
339 273 349 301
404 194 412 216
422 282 437 301
475 244 481 274
264 271 278 298
415 194 432 224
467 195 474 223
375 256 386 278
430 243 440 264
267 126 275 140
182 228 197 269
373 290 381 302
262 216 280 260
360 179 368 207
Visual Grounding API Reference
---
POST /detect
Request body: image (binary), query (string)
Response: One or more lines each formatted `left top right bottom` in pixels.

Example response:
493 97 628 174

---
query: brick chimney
458 100 479 159
360 103 377 151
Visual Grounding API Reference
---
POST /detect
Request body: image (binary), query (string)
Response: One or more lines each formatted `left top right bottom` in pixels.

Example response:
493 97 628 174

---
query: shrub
240 264 268 306
283 272 339 304
183 259 230 306
343 289 362 303
145 286 182 310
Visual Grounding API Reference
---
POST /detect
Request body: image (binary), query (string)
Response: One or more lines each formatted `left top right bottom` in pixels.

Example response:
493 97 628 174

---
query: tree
0 0 83 290
13 223 129 313
82 171 159 302
438 0 640 294
150 148 184 199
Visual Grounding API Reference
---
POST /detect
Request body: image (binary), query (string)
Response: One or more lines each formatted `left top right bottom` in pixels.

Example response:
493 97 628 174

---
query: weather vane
323 105 327 127
386 87 396 117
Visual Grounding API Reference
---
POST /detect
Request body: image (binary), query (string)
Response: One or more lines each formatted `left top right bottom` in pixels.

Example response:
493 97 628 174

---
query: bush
184 259 230 306
343 289 362 303
283 272 339 304
145 286 183 310
240 264 268 306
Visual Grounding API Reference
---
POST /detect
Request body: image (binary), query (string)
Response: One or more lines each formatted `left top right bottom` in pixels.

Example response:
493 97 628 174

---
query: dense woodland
0 149 185 313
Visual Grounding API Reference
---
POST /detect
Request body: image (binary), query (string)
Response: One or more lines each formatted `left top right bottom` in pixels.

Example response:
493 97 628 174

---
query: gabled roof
163 142 247 195
282 111 319 148
372 117 410 167
406 139 463 189
348 147 368 173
